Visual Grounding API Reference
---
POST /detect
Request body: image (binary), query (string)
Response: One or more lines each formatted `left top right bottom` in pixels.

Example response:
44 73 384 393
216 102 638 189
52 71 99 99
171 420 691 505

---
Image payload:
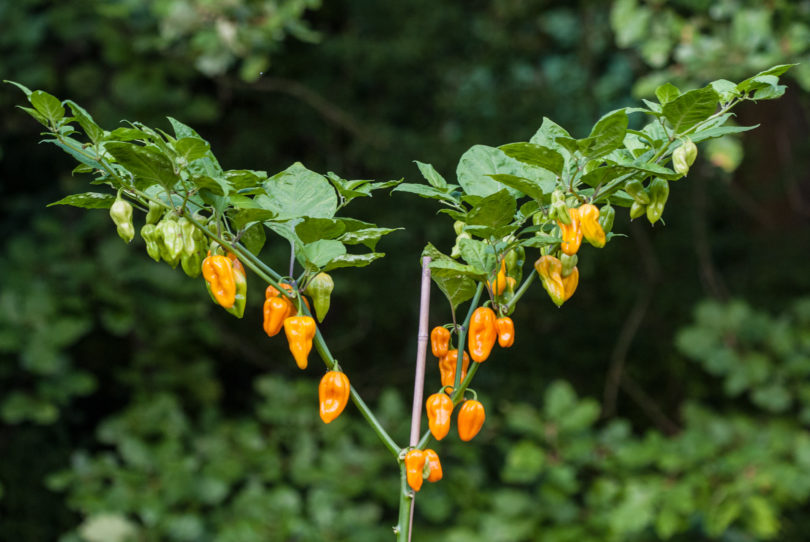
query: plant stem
395 462 414 542
453 283 484 390
505 270 536 312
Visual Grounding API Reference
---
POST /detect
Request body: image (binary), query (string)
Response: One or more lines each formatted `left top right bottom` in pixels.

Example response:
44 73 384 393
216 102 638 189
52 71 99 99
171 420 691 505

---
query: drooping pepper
140 224 161 262
264 296 292 337
109 196 134 243
557 206 583 255
535 255 566 307
426 392 454 441
550 190 571 224
560 253 578 277
156 217 184 267
404 449 426 492
284 315 316 370
630 201 647 220
319 370 350 424
495 316 515 348
562 266 579 302
646 178 670 224
307 272 334 322
457 399 486 442
430 326 451 358
145 201 163 225
424 449 443 483
468 306 497 363
672 138 698 176
488 260 508 296
598 204 615 233
178 218 206 278
202 253 236 309
505 246 525 284
224 253 247 318
578 204 606 248
439 349 470 388
624 179 651 205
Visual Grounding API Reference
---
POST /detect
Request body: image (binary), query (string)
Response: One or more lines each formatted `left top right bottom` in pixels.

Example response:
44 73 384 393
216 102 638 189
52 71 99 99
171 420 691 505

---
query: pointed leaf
415 161 448 189
487 174 548 201
64 100 104 143
263 162 337 219
466 189 517 229
104 142 179 190
295 218 345 243
47 192 116 209
499 142 564 175
655 83 680 105
662 87 720 133
30 90 64 124
174 137 211 163
322 252 385 271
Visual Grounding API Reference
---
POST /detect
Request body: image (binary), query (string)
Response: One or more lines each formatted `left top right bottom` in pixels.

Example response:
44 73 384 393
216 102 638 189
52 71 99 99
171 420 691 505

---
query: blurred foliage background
1 0 810 540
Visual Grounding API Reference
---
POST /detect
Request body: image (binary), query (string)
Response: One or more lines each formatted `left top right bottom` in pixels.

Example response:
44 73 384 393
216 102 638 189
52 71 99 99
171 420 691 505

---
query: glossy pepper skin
140 224 161 262
457 399 486 441
424 449 443 483
487 260 508 296
625 179 651 205
404 449 427 492
535 255 566 307
468 307 497 363
202 254 236 309
223 253 247 318
672 138 697 175
110 197 134 243
598 204 615 234
646 178 670 224
430 326 451 358
439 350 470 387
557 206 583 255
562 266 579 302
578 204 606 248
308 272 334 322
426 392 454 440
263 296 291 337
319 371 350 424
284 315 316 370
145 201 163 225
495 317 515 348
156 217 184 267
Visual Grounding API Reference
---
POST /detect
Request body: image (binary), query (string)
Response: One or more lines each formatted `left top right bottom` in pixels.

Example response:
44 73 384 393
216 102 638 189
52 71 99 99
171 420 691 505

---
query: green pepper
551 190 571 224
672 138 698 176
624 179 651 205
109 196 134 243
504 246 525 284
140 224 161 262
646 178 670 224
307 272 334 322
156 217 184 267
225 259 247 318
598 204 615 233
560 253 578 278
630 201 646 220
145 201 163 225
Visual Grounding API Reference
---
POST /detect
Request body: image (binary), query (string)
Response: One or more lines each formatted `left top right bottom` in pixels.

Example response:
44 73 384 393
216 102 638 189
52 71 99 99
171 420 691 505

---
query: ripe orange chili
468 307 497 362
558 206 583 255
457 399 486 441
495 316 515 348
425 392 454 441
319 371 351 424
430 326 451 358
404 449 426 492
202 254 236 309
424 449 443 483
283 315 316 370
439 349 470 387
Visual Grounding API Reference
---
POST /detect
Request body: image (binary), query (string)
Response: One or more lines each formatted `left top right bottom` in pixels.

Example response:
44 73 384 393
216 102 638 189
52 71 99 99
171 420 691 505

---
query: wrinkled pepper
404 449 427 492
156 217 184 267
488 260 508 296
223 253 247 318
646 178 670 224
202 254 236 309
140 224 161 262
426 392 454 441
624 179 651 205
551 190 571 224
439 350 470 387
457 399 486 441
468 307 497 363
505 246 525 284
307 272 334 322
560 253 578 277
672 138 697 175
562 266 579 302
535 255 566 307
319 370 350 424
598 204 615 234
284 315 316 370
630 201 647 220
430 326 451 358
109 196 134 243
424 449 443 483
578 204 606 248
495 316 515 348
557 206 583 255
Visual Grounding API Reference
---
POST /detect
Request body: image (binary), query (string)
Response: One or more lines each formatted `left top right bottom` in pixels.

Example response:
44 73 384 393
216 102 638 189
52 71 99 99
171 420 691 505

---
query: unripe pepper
109 197 134 243
487 260 508 296
145 201 163 225
551 190 571 224
534 255 566 307
646 178 670 224
495 316 515 348
560 253 578 277
156 217 184 267
504 246 525 284
562 266 579 302
180 249 204 278
557 207 582 255
457 399 486 441
426 392 454 440
468 307 497 363
319 370 350 424
307 272 334 322
629 201 647 220
430 326 451 358
598 204 615 233
578 204 606 248
284 315 316 370
424 449 443 483
404 449 426 492
202 254 236 309
439 349 469 387
672 138 697 175
624 179 651 205
140 224 161 262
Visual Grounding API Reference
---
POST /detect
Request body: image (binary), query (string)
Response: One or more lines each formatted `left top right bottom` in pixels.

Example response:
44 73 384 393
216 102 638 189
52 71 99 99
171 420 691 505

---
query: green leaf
578 108 629 159
192 175 230 196
106 127 149 142
226 170 267 190
530 117 572 154
29 90 64 124
662 87 720 133
295 218 345 244
498 142 564 175
240 223 266 255
262 162 338 219
42 139 103 170
4 80 33 97
15 106 49 127
105 142 179 190
225 208 277 230
456 145 534 197
300 239 346 269
174 137 211 163
466 189 517 229
339 227 401 251
690 124 759 144
487 174 549 201
391 183 459 204
737 64 795 92
422 244 477 310
655 83 681 105
579 166 627 188
64 100 104 143
519 234 559 248
47 192 116 209
167 116 205 139
709 79 740 103
458 238 495 272
322 252 385 271
415 161 448 189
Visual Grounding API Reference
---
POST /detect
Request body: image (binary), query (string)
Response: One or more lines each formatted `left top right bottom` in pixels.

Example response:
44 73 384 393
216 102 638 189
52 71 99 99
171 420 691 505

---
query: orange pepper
424 449 443 483
439 349 470 387
319 371 351 424
557 206 583 255
425 392 454 441
283 315 316 370
430 326 451 358
404 449 426 492
457 399 486 442
577 204 606 248
202 254 236 309
468 307 497 362
495 316 515 348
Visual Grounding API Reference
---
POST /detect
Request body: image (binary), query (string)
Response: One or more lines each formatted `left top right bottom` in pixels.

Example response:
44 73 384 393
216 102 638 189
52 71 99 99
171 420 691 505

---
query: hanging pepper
145 201 163 225
598 204 615 234
156 217 184 267
284 315 316 370
630 201 647 220
468 306 497 363
179 218 206 278
319 370 351 424
439 350 470 387
424 449 443 483
425 392 454 441
140 224 161 262
202 253 236 309
550 190 571 224
224 253 247 318
430 326 451 358
560 253 577 277
457 399 486 442
534 255 566 307
264 296 292 337
487 259 508 296
562 266 579 302
557 206 582 255
672 138 698 176
646 178 670 224
181 248 204 278
109 196 134 243
578 204 606 248
404 449 427 492
307 272 334 322
624 179 651 205
495 316 514 348
505 246 525 284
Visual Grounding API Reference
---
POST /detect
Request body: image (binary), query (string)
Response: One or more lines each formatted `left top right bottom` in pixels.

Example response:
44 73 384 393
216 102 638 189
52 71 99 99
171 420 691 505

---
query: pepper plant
7 63 792 539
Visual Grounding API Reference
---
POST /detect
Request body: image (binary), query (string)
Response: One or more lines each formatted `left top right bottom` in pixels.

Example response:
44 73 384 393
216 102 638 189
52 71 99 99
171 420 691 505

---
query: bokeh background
2 1 810 540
